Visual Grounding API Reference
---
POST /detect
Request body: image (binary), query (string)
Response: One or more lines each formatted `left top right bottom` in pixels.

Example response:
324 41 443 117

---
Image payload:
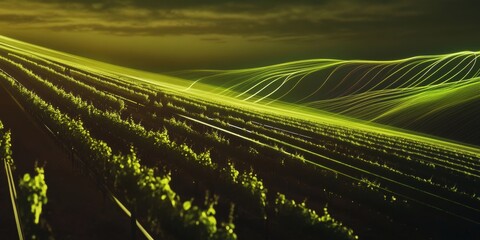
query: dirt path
0 80 136 239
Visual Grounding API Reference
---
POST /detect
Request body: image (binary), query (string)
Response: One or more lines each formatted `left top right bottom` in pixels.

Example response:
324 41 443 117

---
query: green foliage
178 196 235 240
274 193 358 240
238 168 267 209
108 146 234 239
0 129 13 165
223 161 268 217
4 54 124 112
169 95 207 114
4 44 480 240
358 177 381 191
70 69 150 104
206 130 230 145
19 167 48 225
166 117 194 134
1 62 360 239
0 71 236 239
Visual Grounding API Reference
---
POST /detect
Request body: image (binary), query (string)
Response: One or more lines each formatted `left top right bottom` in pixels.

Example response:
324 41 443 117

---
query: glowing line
178 114 480 224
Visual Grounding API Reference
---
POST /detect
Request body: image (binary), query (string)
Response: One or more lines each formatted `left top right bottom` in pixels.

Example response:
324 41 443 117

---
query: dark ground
0 80 137 239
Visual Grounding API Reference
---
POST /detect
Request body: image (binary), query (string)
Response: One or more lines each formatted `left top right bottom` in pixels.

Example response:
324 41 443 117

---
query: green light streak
2 34 479 232
1 34 478 158
169 50 480 150
178 114 480 224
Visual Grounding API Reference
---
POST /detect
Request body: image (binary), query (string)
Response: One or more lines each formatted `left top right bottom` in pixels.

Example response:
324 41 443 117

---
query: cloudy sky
1 0 479 71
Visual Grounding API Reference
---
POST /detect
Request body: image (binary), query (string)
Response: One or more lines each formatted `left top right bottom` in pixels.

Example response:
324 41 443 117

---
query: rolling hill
0 35 479 239
171 52 480 145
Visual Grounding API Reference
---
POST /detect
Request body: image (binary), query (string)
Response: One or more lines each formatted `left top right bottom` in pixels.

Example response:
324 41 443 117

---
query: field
0 35 479 239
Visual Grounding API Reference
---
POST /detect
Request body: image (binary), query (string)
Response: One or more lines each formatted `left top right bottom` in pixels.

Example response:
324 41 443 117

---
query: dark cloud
1 0 479 70
3 0 480 41
0 14 43 24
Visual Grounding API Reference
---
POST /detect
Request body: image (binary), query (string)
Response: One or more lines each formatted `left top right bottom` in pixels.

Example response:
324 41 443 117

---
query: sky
1 0 479 71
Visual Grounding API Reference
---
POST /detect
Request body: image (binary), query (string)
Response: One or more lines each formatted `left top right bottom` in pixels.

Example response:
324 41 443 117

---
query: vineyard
0 36 479 240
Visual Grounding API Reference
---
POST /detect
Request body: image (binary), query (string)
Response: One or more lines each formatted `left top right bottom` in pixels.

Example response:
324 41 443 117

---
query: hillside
172 52 480 145
0 35 478 239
